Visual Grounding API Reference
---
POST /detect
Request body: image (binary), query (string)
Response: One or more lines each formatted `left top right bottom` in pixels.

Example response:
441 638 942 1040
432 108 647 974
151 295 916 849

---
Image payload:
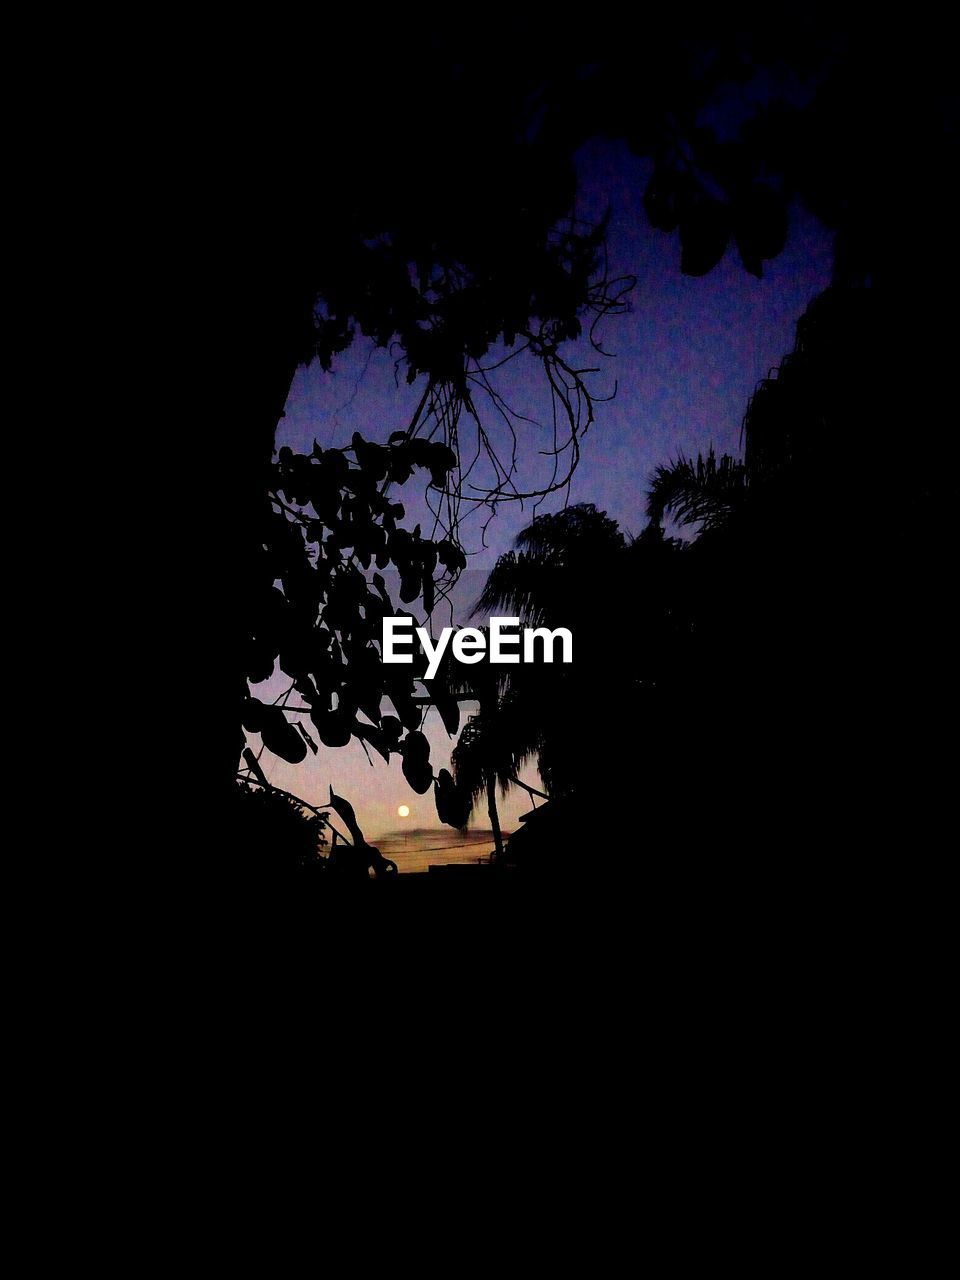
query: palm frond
476 503 625 622
646 447 748 531
514 503 625 557
475 552 555 624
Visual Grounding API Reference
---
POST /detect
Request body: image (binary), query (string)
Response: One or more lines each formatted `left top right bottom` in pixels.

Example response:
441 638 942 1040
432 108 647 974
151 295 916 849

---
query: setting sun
398 805 410 818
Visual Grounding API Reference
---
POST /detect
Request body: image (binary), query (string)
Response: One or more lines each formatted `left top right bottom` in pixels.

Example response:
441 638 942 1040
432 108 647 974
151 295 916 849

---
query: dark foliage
227 782 328 877
472 279 951 878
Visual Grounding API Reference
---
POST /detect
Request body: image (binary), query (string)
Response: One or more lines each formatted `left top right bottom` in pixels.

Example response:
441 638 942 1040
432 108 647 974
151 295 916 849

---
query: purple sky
255 139 834 841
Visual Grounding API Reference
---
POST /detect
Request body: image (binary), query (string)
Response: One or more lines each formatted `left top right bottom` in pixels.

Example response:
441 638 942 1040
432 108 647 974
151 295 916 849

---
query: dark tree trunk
486 774 504 862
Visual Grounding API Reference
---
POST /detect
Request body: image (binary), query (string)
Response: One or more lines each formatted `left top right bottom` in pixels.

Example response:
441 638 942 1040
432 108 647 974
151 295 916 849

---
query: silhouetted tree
450 676 541 861
445 505 685 865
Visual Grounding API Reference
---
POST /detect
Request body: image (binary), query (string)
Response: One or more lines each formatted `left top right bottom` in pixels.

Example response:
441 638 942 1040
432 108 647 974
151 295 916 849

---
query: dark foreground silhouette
139 18 953 908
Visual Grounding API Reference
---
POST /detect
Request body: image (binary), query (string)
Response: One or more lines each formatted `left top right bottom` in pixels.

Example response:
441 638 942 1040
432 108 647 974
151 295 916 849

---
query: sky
250 138 834 842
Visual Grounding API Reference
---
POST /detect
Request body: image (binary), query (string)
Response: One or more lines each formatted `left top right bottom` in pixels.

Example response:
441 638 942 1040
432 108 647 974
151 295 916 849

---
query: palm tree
444 623 544 859
449 505 631 851
450 689 541 860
